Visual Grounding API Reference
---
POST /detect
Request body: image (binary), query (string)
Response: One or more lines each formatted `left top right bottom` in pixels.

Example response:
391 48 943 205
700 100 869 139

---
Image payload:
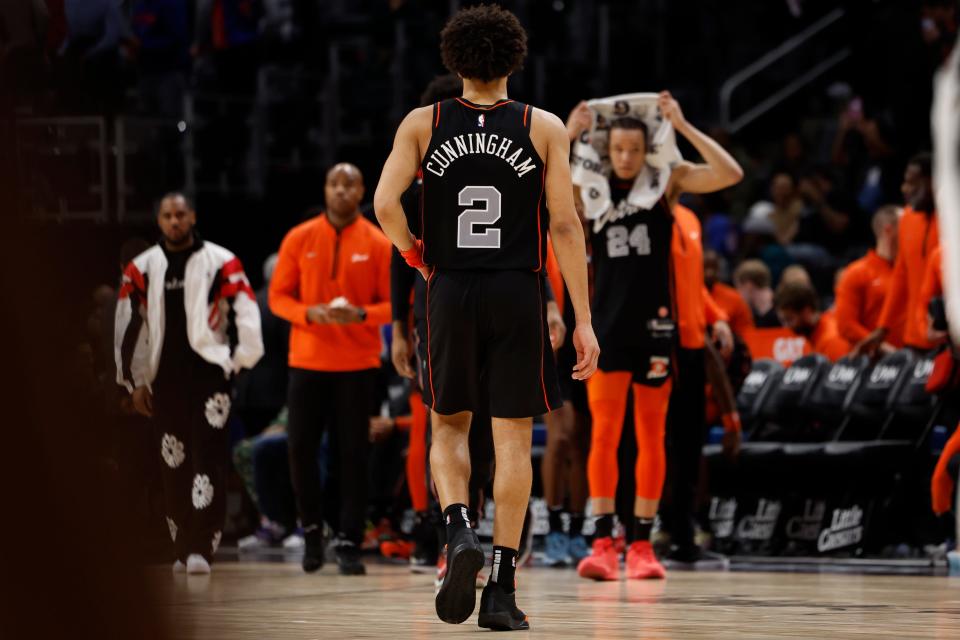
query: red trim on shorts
425 268 437 410
455 98 515 111
534 167 546 272
537 276 552 411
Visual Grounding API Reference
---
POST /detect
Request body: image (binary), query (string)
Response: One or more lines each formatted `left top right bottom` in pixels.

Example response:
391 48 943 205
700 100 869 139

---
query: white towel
570 93 682 226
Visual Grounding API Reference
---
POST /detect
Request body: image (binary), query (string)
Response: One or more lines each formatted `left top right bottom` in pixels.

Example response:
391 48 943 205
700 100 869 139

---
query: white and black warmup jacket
115 239 264 392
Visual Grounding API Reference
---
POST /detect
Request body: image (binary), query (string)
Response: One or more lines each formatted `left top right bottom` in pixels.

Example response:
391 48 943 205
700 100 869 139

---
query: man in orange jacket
859 153 939 354
704 248 754 337
666 205 741 567
835 205 901 349
269 163 392 576
775 281 850 361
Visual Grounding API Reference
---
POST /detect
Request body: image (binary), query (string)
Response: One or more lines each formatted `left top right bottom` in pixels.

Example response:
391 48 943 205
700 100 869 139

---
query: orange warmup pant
406 390 429 512
586 369 673 502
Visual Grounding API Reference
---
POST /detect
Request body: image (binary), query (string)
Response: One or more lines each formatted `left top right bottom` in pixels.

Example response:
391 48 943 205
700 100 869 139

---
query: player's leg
406 390 437 571
665 348 710 564
626 380 672 580
285 368 330 572
427 270 485 625
543 403 574 566
578 369 631 580
478 270 559 631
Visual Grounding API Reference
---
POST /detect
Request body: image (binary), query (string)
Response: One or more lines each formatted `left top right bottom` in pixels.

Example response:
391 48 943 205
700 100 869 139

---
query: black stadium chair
840 349 915 441
755 354 830 441
736 359 783 431
889 350 938 432
805 355 870 439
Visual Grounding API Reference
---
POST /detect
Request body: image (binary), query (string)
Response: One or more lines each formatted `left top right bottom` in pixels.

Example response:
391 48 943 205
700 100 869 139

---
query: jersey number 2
606 224 651 257
457 186 502 249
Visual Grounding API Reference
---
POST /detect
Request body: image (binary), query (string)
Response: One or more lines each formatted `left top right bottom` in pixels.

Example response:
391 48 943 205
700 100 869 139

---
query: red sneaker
625 541 666 580
577 536 619 581
434 545 448 590
380 539 414 559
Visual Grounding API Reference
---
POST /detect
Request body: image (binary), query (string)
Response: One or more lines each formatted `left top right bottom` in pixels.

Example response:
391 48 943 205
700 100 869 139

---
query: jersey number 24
606 223 651 257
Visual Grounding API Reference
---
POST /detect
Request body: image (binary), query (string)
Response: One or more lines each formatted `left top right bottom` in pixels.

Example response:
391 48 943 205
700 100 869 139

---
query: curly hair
440 5 527 82
419 74 463 107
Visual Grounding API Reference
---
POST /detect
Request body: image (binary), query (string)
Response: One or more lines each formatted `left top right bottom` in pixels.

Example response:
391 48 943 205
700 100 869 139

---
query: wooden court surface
155 561 960 639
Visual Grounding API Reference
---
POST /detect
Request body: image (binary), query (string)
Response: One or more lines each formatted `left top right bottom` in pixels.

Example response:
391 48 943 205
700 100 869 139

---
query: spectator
734 259 779 327
233 253 289 437
60 0 126 111
704 249 754 336
834 205 901 349
859 153 939 354
795 165 867 258
744 172 803 246
130 0 191 117
775 281 850 361
780 264 812 287
114 192 264 575
0 0 49 105
269 162 392 576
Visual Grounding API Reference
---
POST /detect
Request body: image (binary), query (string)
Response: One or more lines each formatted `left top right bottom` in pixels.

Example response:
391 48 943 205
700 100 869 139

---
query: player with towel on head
570 91 743 581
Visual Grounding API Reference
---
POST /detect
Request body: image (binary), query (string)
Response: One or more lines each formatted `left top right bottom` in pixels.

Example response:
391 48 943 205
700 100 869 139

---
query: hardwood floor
153 560 960 638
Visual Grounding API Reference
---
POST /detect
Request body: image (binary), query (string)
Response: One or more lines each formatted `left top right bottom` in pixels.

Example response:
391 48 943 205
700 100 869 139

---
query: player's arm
659 91 743 199
374 107 432 277
538 109 599 379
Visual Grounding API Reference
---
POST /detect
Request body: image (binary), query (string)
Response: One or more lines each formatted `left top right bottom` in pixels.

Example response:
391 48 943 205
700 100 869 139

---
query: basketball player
572 92 742 581
375 5 598 631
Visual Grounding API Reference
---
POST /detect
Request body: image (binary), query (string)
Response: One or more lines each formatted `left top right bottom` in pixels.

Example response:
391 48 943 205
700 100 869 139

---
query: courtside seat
754 354 830 441
843 350 915 439
737 359 784 429
891 350 937 426
807 355 869 422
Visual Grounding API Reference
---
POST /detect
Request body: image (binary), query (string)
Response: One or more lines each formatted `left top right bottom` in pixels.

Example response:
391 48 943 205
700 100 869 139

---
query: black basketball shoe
334 538 366 575
477 581 529 631
301 528 324 573
434 526 484 624
411 511 440 572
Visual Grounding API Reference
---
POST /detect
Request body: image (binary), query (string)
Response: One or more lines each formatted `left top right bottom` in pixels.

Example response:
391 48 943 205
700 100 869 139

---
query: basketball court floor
156 557 960 638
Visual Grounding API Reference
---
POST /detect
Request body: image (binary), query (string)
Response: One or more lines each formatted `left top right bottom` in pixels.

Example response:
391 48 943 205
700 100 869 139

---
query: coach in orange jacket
269 163 392 575
860 154 939 354
666 204 740 564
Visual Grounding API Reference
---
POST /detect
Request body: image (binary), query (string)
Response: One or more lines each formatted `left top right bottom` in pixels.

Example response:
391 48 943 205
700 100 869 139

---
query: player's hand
572 323 600 380
852 328 886 358
391 323 416 379
722 429 741 461
657 91 688 131
132 386 154 418
566 101 592 142
307 304 331 324
326 305 364 324
712 320 734 360
547 301 566 351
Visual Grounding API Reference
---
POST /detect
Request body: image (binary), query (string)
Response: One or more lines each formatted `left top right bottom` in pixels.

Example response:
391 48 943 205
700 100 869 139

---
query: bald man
270 163 393 575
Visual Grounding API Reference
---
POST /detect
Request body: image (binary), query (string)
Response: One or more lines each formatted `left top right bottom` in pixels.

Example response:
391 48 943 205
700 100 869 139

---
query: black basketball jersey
590 181 675 349
420 98 548 271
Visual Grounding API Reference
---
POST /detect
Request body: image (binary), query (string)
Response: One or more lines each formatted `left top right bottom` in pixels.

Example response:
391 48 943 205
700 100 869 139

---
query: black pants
665 347 707 551
153 362 232 563
287 368 377 544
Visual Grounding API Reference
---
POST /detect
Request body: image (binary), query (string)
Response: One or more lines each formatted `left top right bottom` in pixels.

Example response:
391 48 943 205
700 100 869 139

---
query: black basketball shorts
420 269 562 418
